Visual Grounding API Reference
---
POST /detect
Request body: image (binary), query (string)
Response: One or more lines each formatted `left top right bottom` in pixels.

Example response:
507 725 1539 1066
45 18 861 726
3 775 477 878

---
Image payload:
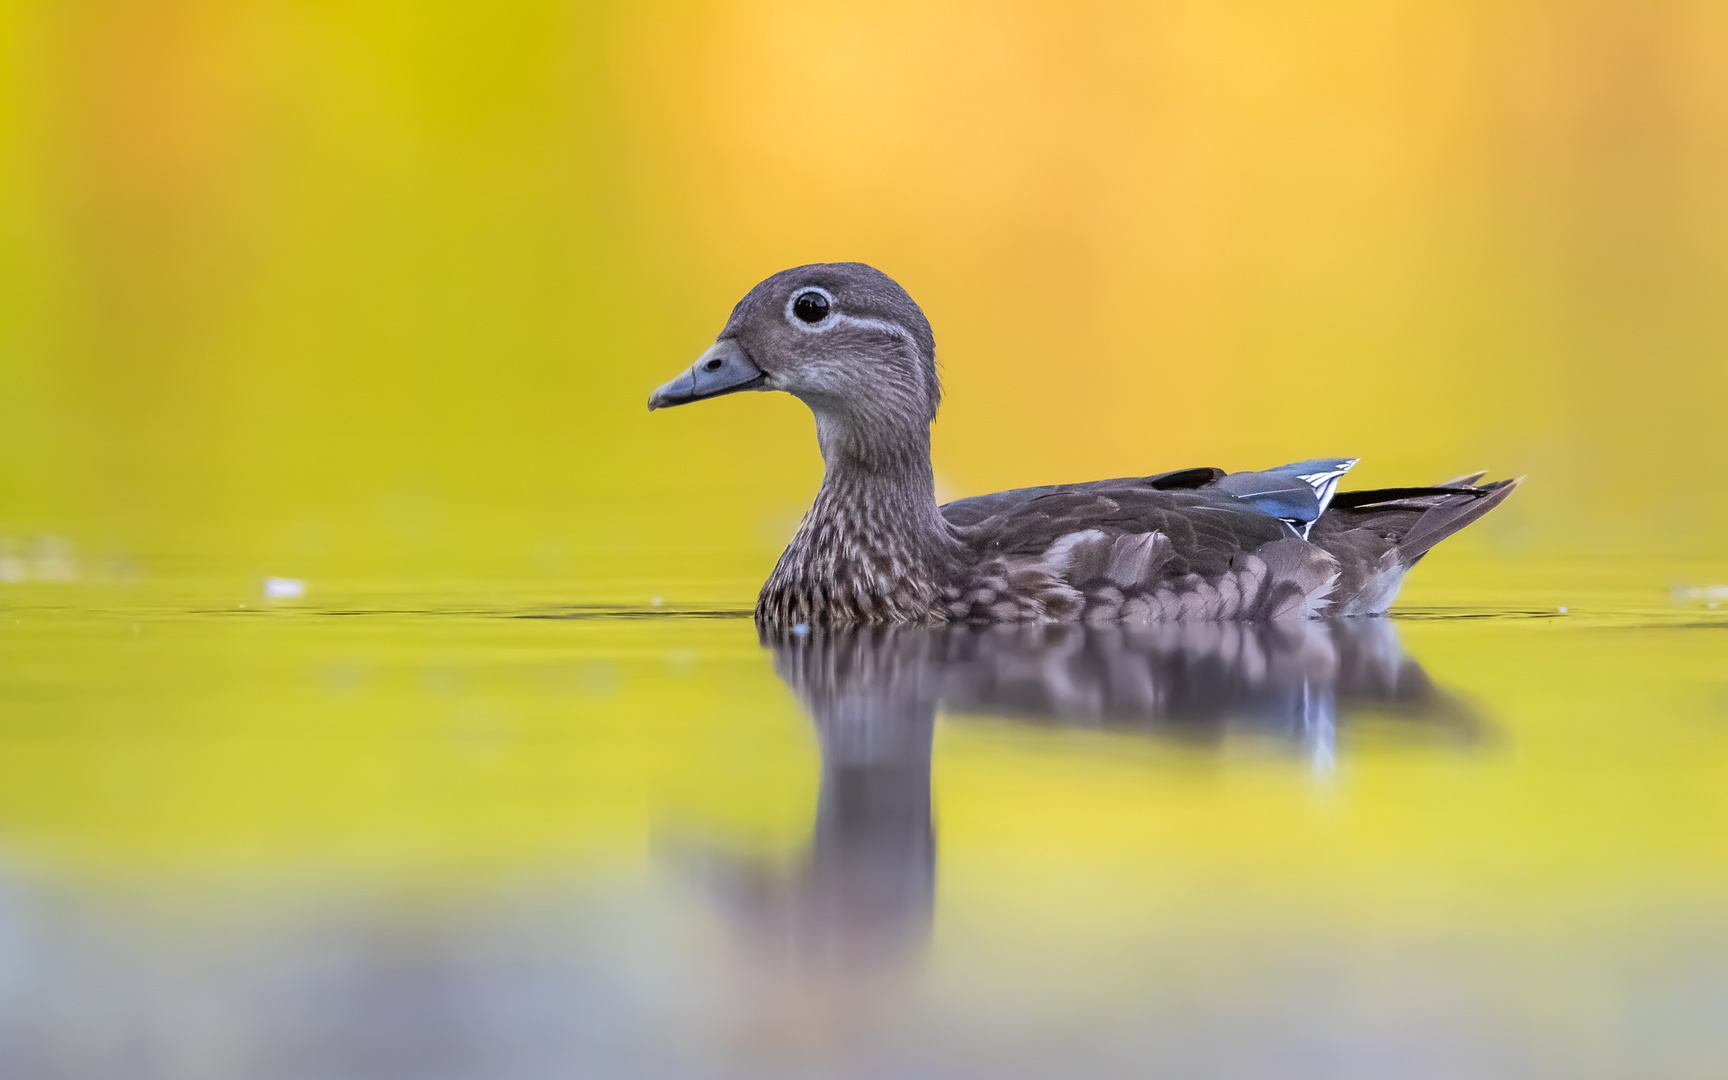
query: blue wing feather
1215 457 1359 535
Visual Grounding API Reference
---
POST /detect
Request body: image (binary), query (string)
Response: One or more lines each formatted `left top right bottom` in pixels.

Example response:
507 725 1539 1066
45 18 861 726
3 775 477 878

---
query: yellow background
3 0 1726 584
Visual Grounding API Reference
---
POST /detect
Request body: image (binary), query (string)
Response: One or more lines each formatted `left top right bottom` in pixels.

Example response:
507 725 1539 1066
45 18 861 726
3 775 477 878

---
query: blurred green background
2 0 1725 583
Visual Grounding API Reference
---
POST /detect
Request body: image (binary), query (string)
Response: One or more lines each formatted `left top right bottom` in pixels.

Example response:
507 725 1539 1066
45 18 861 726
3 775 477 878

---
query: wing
946 482 1291 579
940 459 1360 575
1211 457 1358 537
939 467 1224 528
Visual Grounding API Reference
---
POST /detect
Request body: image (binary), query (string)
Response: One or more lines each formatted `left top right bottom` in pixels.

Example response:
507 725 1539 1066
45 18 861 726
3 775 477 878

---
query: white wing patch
1288 458 1359 538
1297 458 1359 516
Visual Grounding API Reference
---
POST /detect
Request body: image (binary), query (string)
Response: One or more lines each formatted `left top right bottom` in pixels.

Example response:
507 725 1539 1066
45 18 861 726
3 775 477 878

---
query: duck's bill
647 340 767 410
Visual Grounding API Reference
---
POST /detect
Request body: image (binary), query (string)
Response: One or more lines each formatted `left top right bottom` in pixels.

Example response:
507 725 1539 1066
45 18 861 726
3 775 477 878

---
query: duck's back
938 464 1516 623
947 471 1282 565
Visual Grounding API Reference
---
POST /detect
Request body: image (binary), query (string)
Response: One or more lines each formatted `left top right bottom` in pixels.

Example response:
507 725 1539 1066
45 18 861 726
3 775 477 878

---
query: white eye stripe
830 314 921 353
782 287 924 360
786 301 919 347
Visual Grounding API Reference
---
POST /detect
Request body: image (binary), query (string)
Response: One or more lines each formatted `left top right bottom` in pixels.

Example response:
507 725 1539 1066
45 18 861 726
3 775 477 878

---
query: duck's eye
792 291 830 324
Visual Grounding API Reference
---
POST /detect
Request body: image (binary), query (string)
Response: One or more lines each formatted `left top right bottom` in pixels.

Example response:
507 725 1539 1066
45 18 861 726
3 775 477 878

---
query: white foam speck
263 577 305 599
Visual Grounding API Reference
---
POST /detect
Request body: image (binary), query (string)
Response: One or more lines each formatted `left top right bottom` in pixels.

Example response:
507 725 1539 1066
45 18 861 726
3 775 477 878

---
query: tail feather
1311 476 1521 614
1437 469 1488 488
1389 477 1520 563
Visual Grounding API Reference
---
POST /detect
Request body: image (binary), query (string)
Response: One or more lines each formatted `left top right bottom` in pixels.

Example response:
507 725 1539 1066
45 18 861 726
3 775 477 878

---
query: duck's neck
757 418 961 628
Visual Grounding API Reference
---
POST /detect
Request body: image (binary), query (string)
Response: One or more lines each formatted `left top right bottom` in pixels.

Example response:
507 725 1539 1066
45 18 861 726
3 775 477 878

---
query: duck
648 262 1518 631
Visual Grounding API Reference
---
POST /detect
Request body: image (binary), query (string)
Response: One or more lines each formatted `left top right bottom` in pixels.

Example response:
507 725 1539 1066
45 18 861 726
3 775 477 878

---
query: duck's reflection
781 618 1477 746
701 619 1477 978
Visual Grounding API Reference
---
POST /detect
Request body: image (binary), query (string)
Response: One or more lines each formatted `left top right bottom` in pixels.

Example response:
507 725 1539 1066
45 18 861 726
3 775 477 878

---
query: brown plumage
649 263 1519 630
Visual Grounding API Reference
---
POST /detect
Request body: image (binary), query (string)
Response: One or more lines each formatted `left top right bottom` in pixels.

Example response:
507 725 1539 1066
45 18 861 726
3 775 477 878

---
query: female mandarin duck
649 263 1517 631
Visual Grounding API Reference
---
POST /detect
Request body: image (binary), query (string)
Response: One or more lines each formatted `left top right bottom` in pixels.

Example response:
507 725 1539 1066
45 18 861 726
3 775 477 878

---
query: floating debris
0 536 80 582
263 577 306 599
1674 584 1728 602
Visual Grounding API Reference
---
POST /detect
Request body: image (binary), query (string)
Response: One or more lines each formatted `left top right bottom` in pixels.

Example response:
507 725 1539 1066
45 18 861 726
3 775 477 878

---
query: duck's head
648 263 940 450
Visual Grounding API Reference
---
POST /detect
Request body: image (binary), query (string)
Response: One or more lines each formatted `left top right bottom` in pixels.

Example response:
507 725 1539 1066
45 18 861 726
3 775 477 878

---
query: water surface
1 554 1725 1078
